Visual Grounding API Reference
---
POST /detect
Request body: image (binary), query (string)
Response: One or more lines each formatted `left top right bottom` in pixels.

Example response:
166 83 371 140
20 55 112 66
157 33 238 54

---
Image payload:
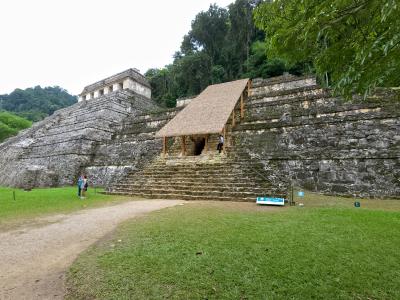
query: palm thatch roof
156 79 249 137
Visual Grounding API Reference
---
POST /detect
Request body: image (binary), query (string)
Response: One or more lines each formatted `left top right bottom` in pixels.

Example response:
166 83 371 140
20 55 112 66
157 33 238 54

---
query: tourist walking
217 134 224 153
77 174 84 197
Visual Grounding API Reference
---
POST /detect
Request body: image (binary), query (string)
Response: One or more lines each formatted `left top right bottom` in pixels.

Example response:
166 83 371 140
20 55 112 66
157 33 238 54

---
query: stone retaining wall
234 81 400 198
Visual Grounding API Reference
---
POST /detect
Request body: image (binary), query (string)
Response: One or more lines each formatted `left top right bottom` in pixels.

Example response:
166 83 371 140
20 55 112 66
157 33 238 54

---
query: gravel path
0 200 184 299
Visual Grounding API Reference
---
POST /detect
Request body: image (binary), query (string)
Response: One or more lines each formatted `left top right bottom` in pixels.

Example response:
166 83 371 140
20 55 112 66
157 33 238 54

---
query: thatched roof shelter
156 79 249 137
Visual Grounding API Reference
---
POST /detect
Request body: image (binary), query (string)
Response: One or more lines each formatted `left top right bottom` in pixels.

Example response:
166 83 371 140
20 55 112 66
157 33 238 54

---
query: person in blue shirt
77 175 84 197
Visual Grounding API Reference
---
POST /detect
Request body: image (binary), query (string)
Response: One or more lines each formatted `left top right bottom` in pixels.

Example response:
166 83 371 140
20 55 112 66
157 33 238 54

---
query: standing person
77 174 84 197
217 134 224 153
81 176 88 199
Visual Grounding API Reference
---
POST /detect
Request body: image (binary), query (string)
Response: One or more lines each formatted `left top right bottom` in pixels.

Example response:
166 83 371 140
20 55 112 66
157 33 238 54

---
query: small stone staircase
108 153 288 202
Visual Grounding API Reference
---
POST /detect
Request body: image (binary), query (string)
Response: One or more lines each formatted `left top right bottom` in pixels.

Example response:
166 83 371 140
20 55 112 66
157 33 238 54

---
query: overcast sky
0 0 233 95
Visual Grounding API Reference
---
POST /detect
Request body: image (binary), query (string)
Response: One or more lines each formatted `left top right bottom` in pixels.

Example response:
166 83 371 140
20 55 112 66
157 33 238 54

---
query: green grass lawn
66 196 400 300
0 187 127 228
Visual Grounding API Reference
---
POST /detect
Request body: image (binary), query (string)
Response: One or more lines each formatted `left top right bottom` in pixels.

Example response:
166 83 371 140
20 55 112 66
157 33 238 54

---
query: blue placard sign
256 197 285 206
297 191 305 197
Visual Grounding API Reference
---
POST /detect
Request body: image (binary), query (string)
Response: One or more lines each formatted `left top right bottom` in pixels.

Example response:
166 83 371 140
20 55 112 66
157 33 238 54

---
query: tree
189 4 229 65
145 1 306 107
254 0 400 98
225 0 260 78
0 86 77 121
0 111 32 142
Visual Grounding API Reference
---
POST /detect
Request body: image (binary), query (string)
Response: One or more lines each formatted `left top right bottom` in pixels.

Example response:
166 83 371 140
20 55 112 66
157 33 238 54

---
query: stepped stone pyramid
108 78 289 201
0 71 399 199
0 69 164 188
109 74 400 199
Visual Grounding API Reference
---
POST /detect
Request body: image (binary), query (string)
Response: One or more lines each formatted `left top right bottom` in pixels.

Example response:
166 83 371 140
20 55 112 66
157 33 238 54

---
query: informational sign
354 201 361 207
297 191 305 197
256 197 285 206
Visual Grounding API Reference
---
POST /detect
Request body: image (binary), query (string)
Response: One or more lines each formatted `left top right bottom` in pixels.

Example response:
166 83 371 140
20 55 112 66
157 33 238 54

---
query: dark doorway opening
194 138 205 156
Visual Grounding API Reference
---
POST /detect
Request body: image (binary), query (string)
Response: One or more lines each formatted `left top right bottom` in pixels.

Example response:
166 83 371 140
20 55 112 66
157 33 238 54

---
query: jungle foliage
146 0 304 107
0 111 32 142
254 0 400 98
148 0 399 106
0 86 77 122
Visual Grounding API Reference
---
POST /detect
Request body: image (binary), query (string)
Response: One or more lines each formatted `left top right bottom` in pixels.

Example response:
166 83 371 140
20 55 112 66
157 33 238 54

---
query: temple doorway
193 137 205 156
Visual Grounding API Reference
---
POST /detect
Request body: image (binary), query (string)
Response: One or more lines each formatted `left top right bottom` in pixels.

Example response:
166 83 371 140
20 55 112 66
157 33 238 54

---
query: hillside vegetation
147 0 399 107
145 0 307 108
0 111 32 142
0 86 77 122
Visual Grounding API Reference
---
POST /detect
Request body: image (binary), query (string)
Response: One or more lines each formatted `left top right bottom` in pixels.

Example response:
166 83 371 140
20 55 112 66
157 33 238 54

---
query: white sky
0 0 233 95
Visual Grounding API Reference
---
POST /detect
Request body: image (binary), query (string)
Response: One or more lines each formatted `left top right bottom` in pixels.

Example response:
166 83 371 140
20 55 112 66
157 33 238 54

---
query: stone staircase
108 152 288 202
107 75 349 201
107 77 319 202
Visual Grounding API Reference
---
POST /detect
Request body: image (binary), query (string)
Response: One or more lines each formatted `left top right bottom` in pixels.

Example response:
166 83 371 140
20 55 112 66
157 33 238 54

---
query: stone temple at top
78 68 151 102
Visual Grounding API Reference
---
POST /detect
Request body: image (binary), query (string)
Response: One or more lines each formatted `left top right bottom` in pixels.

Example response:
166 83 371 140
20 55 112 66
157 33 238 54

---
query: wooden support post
205 134 209 153
240 93 244 119
247 80 252 97
231 109 236 127
181 135 186 156
163 136 167 157
223 126 226 154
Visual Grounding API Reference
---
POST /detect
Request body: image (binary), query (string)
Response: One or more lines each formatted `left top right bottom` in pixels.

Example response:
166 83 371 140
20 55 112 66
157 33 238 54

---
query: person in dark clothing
217 134 224 153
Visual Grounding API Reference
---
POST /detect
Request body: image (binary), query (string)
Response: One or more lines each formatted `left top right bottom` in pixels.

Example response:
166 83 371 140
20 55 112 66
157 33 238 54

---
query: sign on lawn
256 197 285 206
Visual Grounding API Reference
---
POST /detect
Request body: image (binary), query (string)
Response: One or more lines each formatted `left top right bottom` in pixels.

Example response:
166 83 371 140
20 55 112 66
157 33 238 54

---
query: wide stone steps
113 182 273 191
109 190 258 202
135 170 253 177
121 177 267 186
126 173 268 183
115 176 272 186
112 188 281 199
109 153 288 202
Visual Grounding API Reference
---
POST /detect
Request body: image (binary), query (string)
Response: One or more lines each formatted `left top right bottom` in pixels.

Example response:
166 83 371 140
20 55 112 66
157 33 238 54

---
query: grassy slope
67 196 400 300
0 187 128 228
0 111 32 142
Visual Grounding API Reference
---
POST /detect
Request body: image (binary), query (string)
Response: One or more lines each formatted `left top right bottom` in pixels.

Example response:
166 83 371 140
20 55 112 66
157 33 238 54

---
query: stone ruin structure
0 69 399 199
78 68 151 102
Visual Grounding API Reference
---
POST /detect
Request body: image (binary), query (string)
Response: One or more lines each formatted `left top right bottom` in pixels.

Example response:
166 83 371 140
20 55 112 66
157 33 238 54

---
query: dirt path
0 200 184 300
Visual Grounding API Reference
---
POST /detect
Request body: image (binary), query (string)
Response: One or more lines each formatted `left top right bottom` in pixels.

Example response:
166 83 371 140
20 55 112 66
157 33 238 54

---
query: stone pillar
104 86 112 95
113 83 121 91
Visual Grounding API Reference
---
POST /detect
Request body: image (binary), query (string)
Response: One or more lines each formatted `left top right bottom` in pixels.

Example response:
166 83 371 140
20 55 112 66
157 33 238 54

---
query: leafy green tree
254 0 400 98
145 68 173 105
224 0 261 78
0 86 77 121
0 122 17 142
172 51 213 98
189 4 229 65
0 111 32 142
145 0 306 107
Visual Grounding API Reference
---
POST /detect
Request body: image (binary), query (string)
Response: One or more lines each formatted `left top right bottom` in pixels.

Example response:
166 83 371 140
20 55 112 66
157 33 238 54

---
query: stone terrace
232 76 400 198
